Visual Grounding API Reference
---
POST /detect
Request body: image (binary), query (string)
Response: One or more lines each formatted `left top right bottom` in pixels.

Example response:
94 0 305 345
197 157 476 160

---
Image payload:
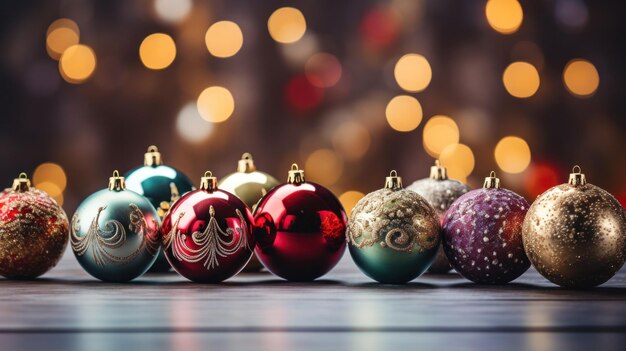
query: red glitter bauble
253 164 347 281
161 172 254 283
0 174 69 279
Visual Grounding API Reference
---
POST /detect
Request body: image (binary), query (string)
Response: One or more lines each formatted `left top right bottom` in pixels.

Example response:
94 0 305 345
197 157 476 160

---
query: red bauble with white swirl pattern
161 172 254 283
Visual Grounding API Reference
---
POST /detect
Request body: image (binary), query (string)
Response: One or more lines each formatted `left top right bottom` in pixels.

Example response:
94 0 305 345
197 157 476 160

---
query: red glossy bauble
161 172 254 283
253 164 347 281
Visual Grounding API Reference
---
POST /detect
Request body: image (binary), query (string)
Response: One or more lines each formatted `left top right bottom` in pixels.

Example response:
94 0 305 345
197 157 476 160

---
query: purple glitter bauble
442 186 530 284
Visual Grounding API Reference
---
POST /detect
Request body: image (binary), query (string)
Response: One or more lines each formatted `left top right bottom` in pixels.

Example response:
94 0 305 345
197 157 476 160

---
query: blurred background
0 0 624 214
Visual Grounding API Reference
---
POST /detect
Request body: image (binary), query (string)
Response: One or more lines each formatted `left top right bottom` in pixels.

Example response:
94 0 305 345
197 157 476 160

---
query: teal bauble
407 160 470 274
125 145 193 272
218 153 279 272
347 171 441 284
71 171 161 282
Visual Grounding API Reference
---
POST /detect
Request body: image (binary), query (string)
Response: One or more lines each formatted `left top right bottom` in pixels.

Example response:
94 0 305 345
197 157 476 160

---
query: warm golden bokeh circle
502 61 540 98
385 95 423 132
196 86 235 123
485 0 524 34
494 136 531 174
139 33 177 70
205 21 244 58
46 18 80 60
422 115 460 157
394 54 432 92
439 144 475 180
563 59 599 97
305 149 344 186
59 44 97 83
339 190 365 216
268 7 307 44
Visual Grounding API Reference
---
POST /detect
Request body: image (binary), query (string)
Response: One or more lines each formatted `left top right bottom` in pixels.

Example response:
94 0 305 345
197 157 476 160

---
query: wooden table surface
1 251 625 351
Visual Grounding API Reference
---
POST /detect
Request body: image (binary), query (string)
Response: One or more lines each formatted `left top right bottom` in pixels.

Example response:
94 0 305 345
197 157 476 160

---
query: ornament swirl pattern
348 188 439 253
71 204 159 267
164 206 250 269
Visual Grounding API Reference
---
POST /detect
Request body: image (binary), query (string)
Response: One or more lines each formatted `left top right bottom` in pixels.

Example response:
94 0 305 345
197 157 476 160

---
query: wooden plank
1 251 626 350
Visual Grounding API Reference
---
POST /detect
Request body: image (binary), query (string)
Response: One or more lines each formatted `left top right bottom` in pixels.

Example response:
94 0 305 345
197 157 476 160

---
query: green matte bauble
71 171 161 282
125 145 193 272
522 166 626 288
407 161 470 274
218 153 280 272
347 171 441 284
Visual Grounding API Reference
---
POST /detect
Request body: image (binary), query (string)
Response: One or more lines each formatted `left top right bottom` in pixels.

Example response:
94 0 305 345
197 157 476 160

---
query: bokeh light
485 0 524 34
305 53 342 88
305 149 344 186
33 162 67 192
205 21 243 58
153 0 192 24
268 7 306 44
563 59 599 97
139 33 176 70
33 162 66 205
59 44 96 83
339 190 365 216
46 18 80 60
525 162 560 198
332 120 371 161
176 102 214 143
439 144 475 181
359 8 400 49
385 95 423 132
502 61 540 98
285 75 323 111
494 136 532 174
394 54 432 92
422 115 460 157
196 86 235 123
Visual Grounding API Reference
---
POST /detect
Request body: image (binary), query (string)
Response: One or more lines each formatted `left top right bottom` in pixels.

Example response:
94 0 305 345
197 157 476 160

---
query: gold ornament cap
287 163 305 185
108 170 126 191
384 170 403 190
237 153 257 173
199 171 218 192
12 173 31 192
144 145 163 167
568 165 587 186
429 160 448 180
483 171 501 189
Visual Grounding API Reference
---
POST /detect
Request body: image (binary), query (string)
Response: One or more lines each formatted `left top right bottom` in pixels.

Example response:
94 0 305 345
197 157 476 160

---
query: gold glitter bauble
0 174 69 279
522 167 626 288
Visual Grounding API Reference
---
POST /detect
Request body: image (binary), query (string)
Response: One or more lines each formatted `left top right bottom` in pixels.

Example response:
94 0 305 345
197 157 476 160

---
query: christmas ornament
218 152 280 272
253 164 347 281
407 160 470 274
0 173 69 279
348 171 440 284
125 145 194 272
161 171 254 283
71 170 161 282
442 172 530 284
522 166 626 288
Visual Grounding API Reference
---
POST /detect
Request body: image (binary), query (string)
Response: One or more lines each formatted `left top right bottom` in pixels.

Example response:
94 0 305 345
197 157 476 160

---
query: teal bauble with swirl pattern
125 145 193 272
71 171 161 282
347 171 441 284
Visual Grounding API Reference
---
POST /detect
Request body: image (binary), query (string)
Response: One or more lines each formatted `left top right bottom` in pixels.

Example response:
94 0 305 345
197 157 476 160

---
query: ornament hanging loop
287 163 305 185
237 152 257 173
483 171 500 189
200 171 218 192
568 165 587 186
12 172 31 192
144 145 163 167
429 160 448 180
108 170 126 191
385 170 403 190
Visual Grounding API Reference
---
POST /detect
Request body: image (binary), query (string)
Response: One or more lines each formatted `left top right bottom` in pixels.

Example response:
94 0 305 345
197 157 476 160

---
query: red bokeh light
359 8 400 49
285 74 324 111
525 162 561 198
